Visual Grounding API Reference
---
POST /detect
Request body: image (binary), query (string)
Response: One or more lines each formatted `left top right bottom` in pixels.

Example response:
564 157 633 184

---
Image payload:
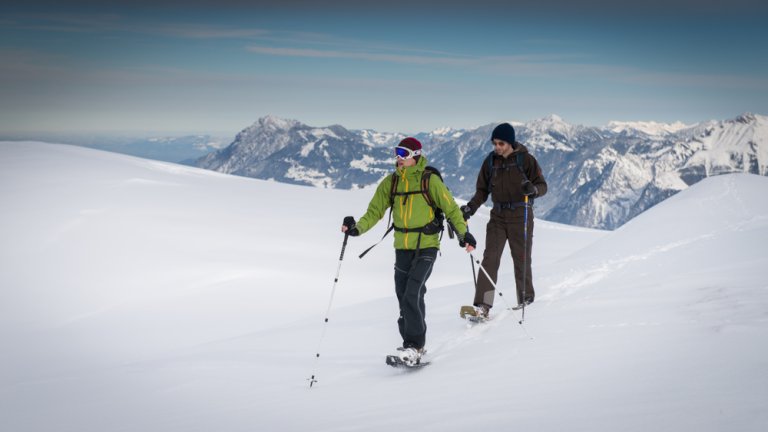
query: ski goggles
395 146 421 160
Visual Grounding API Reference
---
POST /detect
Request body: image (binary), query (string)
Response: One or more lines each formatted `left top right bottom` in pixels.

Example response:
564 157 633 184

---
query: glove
342 216 356 229
459 205 473 221
522 180 538 197
342 216 360 236
459 231 477 248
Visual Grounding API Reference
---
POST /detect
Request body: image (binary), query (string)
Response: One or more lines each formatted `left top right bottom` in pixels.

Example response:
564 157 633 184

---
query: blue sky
2 1 767 135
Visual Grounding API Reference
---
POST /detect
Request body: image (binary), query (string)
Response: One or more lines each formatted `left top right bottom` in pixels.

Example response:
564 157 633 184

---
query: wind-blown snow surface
1 142 767 432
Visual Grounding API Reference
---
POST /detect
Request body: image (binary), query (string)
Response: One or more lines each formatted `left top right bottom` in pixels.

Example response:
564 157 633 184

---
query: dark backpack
359 166 450 259
483 151 528 195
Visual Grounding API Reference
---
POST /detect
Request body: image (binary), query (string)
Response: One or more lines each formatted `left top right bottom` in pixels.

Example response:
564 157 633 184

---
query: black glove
459 205 473 221
459 231 476 248
522 180 538 197
342 216 356 229
342 216 360 236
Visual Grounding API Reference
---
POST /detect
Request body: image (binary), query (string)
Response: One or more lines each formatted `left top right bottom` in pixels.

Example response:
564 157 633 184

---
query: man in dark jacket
460 123 548 318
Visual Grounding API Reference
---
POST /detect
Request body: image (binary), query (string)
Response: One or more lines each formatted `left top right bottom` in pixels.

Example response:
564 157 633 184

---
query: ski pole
451 219 478 288
471 252 513 310
466 225 477 290
308 232 349 389
521 195 530 322
471 252 533 339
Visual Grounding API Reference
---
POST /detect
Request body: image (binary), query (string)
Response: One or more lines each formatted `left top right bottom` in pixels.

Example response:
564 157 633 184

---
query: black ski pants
475 211 534 308
394 248 437 350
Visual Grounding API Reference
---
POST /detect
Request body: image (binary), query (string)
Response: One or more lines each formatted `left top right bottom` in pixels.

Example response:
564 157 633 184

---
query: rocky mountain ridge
196 113 767 229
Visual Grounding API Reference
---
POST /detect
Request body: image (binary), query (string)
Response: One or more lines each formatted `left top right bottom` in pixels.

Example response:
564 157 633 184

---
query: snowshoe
460 305 489 323
386 347 428 368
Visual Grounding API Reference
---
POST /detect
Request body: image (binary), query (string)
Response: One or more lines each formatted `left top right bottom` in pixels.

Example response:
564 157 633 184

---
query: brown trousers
474 212 534 307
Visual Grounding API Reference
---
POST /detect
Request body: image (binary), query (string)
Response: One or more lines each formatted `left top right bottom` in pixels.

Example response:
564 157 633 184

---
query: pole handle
339 232 349 260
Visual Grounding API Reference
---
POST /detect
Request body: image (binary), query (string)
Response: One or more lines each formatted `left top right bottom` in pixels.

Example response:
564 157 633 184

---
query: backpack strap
420 169 436 209
484 150 530 195
515 152 529 182
387 172 398 227
483 151 495 194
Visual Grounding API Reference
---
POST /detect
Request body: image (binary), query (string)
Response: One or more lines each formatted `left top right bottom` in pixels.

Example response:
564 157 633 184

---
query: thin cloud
246 44 607 72
5 12 272 40
246 45 477 66
150 24 269 39
5 13 124 34
619 70 768 91
245 43 768 92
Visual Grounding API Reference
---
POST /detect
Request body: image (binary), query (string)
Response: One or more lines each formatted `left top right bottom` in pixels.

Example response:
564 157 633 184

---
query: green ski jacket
355 156 468 250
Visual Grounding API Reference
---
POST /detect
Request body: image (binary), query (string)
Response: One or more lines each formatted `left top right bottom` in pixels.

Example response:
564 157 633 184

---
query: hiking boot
397 347 424 366
475 304 490 318
523 298 533 307
512 298 533 310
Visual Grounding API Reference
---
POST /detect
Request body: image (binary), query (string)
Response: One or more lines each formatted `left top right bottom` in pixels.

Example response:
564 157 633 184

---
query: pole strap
358 224 395 259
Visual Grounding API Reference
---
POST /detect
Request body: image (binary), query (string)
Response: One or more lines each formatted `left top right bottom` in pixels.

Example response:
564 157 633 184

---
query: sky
2 0 767 135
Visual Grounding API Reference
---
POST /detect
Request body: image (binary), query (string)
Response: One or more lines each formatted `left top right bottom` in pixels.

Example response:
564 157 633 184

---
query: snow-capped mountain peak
256 115 300 131
528 114 569 130
607 119 691 136
197 112 768 230
357 129 404 147
429 126 465 139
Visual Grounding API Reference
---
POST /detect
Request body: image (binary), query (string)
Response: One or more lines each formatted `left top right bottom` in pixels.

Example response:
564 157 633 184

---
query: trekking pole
307 232 349 389
470 252 513 310
467 225 478 290
470 252 534 339
521 195 530 323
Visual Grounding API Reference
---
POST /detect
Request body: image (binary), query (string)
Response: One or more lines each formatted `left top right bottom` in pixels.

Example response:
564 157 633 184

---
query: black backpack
388 165 446 236
359 166 451 258
483 151 528 195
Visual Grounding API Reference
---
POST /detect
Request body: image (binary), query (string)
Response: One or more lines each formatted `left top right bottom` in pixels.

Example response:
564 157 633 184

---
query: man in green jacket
342 137 476 365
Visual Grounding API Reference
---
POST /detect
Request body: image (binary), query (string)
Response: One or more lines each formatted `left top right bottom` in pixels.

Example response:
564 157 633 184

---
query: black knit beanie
491 123 516 145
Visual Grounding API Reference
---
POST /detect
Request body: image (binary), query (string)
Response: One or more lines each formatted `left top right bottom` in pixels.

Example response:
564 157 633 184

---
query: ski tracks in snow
543 234 714 300
425 308 531 363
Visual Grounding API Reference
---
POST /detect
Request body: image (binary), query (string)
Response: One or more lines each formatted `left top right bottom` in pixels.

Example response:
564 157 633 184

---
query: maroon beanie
398 137 422 151
398 137 422 161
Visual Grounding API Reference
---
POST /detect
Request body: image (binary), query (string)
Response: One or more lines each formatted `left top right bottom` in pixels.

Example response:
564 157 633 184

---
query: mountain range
196 113 768 229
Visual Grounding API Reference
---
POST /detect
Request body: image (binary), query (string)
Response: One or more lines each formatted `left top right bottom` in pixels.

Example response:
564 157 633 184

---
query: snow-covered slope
1 142 766 432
